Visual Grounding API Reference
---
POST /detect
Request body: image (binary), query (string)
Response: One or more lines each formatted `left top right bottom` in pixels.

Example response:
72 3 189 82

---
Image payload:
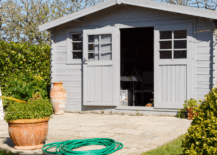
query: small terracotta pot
8 117 49 150
50 81 67 115
146 103 153 107
187 107 198 120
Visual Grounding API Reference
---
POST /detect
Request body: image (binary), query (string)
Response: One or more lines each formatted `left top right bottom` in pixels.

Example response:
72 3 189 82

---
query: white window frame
66 31 83 65
159 30 187 60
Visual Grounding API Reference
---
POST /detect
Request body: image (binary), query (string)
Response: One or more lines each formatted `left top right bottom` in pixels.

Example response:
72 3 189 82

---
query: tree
1 0 106 44
154 0 217 10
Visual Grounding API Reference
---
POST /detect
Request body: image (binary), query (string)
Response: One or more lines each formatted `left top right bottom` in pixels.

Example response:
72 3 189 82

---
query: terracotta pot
8 117 49 150
146 103 153 107
187 107 198 120
50 81 67 115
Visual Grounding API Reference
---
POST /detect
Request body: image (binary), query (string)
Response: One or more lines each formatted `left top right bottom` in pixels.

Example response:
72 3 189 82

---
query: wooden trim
84 102 117 106
38 0 217 32
115 106 179 111
123 0 217 20
114 19 197 29
38 0 116 31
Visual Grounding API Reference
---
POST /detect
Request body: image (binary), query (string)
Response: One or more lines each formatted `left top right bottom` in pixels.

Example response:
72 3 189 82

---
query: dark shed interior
120 27 154 106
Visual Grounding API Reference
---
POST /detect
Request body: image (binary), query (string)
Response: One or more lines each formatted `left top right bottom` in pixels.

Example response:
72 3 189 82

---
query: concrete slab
0 112 192 155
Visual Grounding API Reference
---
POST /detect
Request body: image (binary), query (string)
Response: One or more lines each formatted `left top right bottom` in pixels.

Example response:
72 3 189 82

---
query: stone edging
64 110 176 117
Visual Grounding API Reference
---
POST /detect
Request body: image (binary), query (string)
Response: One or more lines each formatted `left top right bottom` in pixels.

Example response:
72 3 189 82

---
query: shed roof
38 0 217 32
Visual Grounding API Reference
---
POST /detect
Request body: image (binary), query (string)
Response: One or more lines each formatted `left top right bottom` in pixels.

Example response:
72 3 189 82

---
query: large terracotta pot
187 107 198 120
50 81 67 115
8 117 49 150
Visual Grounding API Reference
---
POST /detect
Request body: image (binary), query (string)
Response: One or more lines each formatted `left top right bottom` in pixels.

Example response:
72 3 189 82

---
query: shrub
2 72 49 103
0 41 51 99
182 87 217 154
176 98 199 119
177 108 187 119
1 92 53 123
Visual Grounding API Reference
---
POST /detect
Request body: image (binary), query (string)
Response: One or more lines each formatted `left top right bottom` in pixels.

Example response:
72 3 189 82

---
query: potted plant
0 92 53 150
183 98 200 120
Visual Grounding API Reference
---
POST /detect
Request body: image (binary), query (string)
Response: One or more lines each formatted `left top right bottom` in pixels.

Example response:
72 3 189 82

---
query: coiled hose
42 138 124 155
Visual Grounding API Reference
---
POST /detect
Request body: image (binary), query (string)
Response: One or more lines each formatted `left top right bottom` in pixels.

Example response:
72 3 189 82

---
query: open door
83 28 118 106
154 23 193 109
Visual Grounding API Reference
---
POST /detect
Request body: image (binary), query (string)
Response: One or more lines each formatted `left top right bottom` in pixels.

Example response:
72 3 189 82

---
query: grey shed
39 0 217 115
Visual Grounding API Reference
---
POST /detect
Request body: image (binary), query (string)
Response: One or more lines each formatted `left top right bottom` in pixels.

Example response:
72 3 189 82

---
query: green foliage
1 0 107 44
182 87 217 154
176 98 199 119
183 98 200 113
0 149 19 155
176 108 188 119
2 72 49 102
0 41 51 99
2 93 53 123
142 134 185 155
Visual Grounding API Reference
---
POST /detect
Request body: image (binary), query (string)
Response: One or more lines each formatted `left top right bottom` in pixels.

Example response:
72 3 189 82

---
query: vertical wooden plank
167 65 172 103
158 66 163 103
102 66 113 101
180 65 184 102
162 66 167 103
175 65 179 102
94 67 102 101
87 67 95 101
171 65 175 103
177 65 182 102
184 65 187 100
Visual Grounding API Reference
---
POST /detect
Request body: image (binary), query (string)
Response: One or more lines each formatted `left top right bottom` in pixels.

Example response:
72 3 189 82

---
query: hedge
0 41 51 99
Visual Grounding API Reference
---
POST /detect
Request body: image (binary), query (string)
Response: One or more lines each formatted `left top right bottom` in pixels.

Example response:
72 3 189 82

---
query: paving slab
0 112 192 155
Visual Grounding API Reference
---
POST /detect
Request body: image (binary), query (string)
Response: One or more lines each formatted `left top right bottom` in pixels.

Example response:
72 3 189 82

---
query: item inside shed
120 27 154 107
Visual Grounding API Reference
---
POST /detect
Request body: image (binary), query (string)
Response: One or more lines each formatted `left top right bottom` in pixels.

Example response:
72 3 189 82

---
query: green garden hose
42 138 123 155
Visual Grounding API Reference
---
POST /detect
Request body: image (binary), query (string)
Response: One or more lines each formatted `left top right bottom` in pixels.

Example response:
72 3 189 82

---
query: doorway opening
120 27 154 106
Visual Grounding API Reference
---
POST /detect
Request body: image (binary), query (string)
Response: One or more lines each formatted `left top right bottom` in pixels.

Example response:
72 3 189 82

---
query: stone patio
0 111 192 155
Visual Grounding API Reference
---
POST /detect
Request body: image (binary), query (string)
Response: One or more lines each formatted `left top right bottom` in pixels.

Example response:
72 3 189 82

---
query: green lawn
0 149 19 155
141 134 185 155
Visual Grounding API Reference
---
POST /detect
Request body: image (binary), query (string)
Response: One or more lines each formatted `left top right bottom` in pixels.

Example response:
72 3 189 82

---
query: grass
0 149 19 155
141 134 185 155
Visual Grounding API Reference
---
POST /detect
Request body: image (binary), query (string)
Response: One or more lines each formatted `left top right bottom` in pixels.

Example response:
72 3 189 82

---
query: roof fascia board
38 0 116 32
123 0 217 20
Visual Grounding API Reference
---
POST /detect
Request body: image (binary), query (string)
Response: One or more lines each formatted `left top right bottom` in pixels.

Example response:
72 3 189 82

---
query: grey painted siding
51 4 213 111
195 18 213 100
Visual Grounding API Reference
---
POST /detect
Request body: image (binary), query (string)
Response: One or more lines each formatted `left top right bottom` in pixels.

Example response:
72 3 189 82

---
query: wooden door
154 23 193 109
83 28 118 106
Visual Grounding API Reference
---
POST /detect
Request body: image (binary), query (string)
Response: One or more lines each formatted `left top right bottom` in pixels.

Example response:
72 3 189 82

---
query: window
88 34 112 61
72 34 82 59
159 30 187 59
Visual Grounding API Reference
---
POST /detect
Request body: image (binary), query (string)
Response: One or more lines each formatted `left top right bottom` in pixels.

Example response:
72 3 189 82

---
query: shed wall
195 19 214 100
50 4 213 111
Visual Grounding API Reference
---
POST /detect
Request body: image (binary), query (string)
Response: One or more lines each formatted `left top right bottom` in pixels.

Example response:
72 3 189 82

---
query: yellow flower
20 61 23 64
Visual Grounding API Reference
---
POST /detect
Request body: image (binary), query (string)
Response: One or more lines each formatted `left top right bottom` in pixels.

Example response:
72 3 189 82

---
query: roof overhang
38 0 217 32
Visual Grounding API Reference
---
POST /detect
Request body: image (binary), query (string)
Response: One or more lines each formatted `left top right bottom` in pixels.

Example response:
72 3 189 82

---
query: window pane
174 30 187 39
160 51 172 59
160 41 172 49
101 52 112 60
73 52 82 59
174 40 186 49
88 53 99 60
72 43 82 50
101 34 111 42
72 34 82 41
88 44 99 51
174 50 187 59
101 43 111 51
160 31 172 39
88 35 99 43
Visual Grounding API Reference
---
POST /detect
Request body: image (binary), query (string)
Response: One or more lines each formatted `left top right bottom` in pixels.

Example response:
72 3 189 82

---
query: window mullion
172 31 174 60
99 35 101 61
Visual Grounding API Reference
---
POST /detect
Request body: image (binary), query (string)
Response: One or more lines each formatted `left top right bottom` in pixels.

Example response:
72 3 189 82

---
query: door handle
83 58 88 63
